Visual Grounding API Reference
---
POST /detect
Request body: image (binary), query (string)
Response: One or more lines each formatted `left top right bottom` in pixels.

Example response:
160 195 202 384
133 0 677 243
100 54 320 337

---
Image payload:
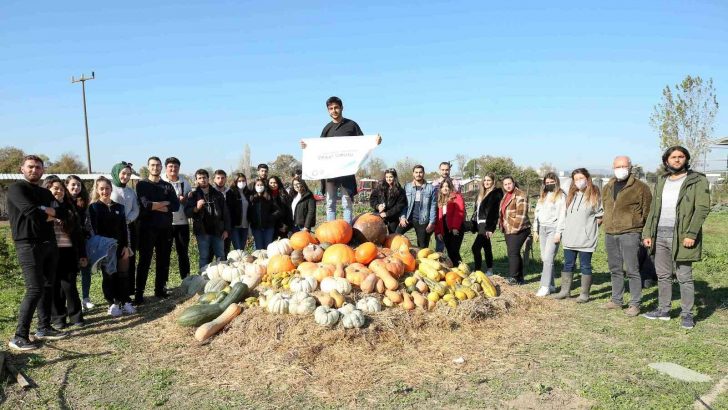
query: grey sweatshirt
562 191 604 252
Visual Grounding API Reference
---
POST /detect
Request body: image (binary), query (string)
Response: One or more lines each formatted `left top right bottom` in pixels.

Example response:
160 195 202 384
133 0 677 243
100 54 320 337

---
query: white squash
266 238 293 257
251 249 268 260
289 276 317 293
320 277 352 295
221 264 244 283
204 261 227 281
181 275 208 296
267 293 290 314
244 262 267 277
356 297 382 313
314 305 341 327
289 292 317 315
337 303 356 315
227 249 248 262
341 309 366 329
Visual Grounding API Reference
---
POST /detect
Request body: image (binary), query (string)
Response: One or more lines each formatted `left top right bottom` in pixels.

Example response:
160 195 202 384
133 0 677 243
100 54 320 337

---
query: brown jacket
499 188 531 234
601 175 652 235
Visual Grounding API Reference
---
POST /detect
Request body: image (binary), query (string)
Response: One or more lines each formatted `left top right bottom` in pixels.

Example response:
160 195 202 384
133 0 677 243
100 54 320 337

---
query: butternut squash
371 263 399 290
411 291 426 308
376 278 385 294
317 294 334 308
360 273 377 293
194 303 242 342
401 292 415 310
330 289 345 308
334 263 346 278
385 289 403 303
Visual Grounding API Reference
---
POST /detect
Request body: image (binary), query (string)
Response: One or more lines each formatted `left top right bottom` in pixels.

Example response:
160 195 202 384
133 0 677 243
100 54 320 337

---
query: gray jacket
562 191 604 252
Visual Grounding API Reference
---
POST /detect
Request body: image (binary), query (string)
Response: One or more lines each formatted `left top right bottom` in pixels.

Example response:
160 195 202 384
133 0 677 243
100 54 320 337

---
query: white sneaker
108 304 122 317
121 302 136 315
486 269 493 277
82 298 95 311
535 286 550 297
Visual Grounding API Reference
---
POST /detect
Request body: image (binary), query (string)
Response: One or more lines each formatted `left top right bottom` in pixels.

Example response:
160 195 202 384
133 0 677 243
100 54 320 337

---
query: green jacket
602 175 652 234
642 171 710 262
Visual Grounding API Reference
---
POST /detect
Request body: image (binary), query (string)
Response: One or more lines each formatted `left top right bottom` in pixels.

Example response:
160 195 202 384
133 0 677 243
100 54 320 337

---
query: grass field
0 209 726 409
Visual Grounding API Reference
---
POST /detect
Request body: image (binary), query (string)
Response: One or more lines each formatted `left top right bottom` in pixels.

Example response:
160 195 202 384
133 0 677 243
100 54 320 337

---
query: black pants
171 224 191 280
127 220 139 296
52 247 83 326
472 233 494 270
442 230 464 265
15 241 57 339
136 226 172 297
505 229 530 282
385 219 399 235
396 220 431 249
103 247 130 305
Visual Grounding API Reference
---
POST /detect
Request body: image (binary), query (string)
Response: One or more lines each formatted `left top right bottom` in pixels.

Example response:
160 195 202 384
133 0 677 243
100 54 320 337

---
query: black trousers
171 224 191 280
472 233 494 270
385 219 399 235
15 241 57 339
505 229 530 282
127 220 139 296
52 247 83 326
103 247 130 304
442 230 464 265
396 220 431 249
136 226 172 297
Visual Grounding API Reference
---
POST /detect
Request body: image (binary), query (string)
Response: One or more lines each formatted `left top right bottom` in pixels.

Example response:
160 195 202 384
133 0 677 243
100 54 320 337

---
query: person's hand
379 212 387 218
377 204 385 212
196 199 205 210
436 234 443 241
300 140 307 149
45 207 56 217
121 247 132 259
643 238 652 248
222 231 229 240
79 257 88 268
683 237 695 248
376 134 382 145
485 231 493 239
452 229 460 236
301 227 309 232
426 223 435 234
179 195 186 204
554 233 561 244
399 217 408 228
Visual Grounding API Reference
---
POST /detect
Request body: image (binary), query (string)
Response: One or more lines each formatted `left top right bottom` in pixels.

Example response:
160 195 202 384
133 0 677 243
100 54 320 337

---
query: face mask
237 182 245 189
666 163 687 174
574 180 587 190
543 184 556 192
255 185 265 193
614 168 629 180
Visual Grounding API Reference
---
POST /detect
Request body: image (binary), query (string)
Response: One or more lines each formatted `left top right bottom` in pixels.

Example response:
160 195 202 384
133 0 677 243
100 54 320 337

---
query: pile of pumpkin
176 214 501 336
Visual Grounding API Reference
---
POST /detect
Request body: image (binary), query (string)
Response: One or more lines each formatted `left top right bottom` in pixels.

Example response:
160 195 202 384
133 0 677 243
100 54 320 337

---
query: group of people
4 95 711 352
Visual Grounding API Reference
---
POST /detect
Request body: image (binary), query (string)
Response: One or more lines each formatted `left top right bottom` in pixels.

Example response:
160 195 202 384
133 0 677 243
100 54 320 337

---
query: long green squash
178 282 249 327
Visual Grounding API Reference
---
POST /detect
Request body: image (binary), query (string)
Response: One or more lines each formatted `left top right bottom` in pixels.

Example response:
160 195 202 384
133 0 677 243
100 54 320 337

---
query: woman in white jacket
533 172 566 297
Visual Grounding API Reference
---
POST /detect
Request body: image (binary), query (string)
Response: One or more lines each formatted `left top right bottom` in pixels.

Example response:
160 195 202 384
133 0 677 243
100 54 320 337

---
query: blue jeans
196 234 225 271
252 228 275 250
563 249 593 276
435 236 445 252
325 181 352 223
230 227 249 250
80 264 92 299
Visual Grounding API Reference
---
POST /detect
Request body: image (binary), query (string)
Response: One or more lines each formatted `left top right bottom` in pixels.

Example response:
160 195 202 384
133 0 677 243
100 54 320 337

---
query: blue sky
1 0 727 175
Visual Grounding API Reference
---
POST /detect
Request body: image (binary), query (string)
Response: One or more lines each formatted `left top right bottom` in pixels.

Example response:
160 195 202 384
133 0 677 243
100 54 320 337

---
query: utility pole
71 72 95 173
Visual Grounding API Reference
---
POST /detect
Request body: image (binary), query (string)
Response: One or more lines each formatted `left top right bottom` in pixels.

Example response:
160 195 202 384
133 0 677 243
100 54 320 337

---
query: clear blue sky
1 0 727 175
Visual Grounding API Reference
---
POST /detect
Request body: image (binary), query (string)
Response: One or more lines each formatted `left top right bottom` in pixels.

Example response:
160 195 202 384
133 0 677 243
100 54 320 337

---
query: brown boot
552 272 573 300
575 275 593 303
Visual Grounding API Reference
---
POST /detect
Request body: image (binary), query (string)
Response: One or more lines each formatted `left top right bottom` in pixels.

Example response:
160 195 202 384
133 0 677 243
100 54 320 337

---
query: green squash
178 282 249 327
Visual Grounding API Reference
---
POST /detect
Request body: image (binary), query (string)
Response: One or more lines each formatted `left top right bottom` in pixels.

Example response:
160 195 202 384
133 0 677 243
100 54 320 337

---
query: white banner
301 135 379 180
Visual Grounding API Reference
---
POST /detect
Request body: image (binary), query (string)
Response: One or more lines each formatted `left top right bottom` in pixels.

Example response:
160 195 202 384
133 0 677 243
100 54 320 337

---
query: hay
148 275 552 403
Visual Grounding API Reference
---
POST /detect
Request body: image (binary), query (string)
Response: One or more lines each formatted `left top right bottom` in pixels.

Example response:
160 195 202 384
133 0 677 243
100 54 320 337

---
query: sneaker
680 313 695 329
121 302 136 315
535 286 550 297
34 327 69 340
625 306 641 317
82 298 95 311
8 336 39 351
602 301 622 310
642 309 670 321
71 321 86 328
108 304 122 317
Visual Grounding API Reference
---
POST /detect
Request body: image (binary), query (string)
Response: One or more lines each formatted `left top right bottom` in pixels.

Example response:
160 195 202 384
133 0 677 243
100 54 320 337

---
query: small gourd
289 276 317 294
341 309 366 329
314 305 341 327
266 293 290 314
337 302 356 315
289 292 317 315
320 277 352 295
356 296 382 313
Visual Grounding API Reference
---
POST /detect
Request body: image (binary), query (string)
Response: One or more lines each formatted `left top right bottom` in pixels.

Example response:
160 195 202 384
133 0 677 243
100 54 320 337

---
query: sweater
534 191 566 234
562 191 604 252
88 201 129 249
136 178 180 229
601 175 652 234
111 185 140 224
499 188 531 235
7 179 67 243
162 175 192 226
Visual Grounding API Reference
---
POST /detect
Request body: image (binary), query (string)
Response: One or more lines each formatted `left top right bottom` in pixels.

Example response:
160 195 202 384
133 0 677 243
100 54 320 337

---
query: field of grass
0 209 726 409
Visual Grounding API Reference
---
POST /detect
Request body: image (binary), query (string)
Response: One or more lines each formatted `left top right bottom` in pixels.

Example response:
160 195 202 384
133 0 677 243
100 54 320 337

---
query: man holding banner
301 96 381 223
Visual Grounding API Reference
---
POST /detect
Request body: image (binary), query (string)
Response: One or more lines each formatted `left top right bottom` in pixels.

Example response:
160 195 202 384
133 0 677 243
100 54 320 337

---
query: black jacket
7 179 68 243
271 191 293 231
319 117 363 197
187 187 231 236
292 191 316 229
471 188 503 234
248 194 281 230
136 178 180 229
226 187 250 228
88 201 129 249
369 185 407 225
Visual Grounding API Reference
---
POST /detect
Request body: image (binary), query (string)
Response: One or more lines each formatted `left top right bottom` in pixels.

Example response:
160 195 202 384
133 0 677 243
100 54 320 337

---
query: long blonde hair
538 172 562 204
437 178 456 208
566 168 600 208
476 173 497 203
91 176 113 203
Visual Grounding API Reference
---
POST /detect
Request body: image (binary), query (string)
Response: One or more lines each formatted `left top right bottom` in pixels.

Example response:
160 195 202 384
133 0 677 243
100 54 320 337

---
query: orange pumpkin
393 244 416 273
369 257 406 279
445 271 462 287
267 254 296 275
313 263 336 282
345 263 372 287
315 220 353 245
352 213 388 245
290 231 317 250
297 261 318 276
322 243 356 265
355 242 379 265
384 234 411 250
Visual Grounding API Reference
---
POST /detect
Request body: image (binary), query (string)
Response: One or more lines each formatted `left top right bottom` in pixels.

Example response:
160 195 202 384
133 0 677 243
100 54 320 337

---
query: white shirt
291 193 301 218
162 175 192 226
659 174 686 228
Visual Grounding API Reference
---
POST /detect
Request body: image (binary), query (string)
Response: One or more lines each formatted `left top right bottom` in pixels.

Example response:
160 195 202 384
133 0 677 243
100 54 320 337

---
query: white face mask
614 168 629 181
255 185 265 193
574 180 587 190
237 182 245 189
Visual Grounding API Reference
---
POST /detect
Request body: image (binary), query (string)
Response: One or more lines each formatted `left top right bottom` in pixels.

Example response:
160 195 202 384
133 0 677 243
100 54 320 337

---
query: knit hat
111 161 132 188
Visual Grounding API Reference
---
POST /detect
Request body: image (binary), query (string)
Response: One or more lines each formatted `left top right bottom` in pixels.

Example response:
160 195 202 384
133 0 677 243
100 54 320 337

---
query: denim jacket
401 182 437 225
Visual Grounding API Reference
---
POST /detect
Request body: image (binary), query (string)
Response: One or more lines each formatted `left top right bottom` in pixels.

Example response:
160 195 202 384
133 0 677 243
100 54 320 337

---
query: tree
269 154 301 180
366 157 387 179
478 156 519 180
393 157 420 184
538 162 556 177
138 166 149 180
650 75 719 170
47 153 86 174
239 144 251 180
0 146 26 173
454 154 468 177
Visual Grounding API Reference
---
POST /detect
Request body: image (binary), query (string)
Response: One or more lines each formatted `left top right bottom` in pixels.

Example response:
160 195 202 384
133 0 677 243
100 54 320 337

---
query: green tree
269 154 301 180
47 153 86 174
365 157 387 179
650 75 719 170
0 146 26 173
138 166 150 179
393 157 420 184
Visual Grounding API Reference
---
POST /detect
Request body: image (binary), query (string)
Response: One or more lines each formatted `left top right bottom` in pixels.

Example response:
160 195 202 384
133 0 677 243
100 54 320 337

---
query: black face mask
666 163 688 174
543 184 556 192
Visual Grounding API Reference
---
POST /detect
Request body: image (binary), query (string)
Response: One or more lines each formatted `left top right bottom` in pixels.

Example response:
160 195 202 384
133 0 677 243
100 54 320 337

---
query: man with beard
396 165 437 248
162 157 192 280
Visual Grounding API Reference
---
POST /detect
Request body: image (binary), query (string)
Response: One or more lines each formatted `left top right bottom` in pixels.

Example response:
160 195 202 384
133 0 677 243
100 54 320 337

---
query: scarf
111 162 131 188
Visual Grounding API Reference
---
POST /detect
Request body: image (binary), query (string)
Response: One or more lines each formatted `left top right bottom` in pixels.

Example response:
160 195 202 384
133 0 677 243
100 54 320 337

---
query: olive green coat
642 171 710 262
